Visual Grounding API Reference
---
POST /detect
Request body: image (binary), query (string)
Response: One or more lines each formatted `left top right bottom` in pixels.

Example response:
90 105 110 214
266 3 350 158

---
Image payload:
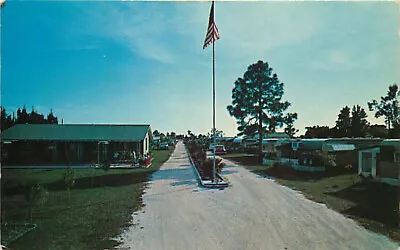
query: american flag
203 1 220 49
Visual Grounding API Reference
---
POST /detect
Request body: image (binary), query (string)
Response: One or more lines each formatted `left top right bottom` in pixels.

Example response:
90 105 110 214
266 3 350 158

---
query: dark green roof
299 139 328 150
1 124 151 141
381 139 400 148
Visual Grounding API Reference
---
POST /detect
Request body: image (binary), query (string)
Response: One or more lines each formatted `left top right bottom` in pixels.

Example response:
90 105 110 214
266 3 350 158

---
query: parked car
160 143 169 150
214 145 227 155
209 142 218 151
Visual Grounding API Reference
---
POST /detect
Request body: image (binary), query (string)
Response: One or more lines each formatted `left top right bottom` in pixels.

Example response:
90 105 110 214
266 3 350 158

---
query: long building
1 124 152 166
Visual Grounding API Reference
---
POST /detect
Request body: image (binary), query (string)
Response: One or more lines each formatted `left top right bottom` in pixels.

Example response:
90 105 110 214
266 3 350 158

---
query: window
380 146 394 162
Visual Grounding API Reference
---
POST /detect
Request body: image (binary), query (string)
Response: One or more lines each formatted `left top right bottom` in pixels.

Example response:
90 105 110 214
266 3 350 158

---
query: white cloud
308 49 379 71
329 50 349 65
72 2 322 66
220 4 317 50
174 2 320 61
73 3 177 64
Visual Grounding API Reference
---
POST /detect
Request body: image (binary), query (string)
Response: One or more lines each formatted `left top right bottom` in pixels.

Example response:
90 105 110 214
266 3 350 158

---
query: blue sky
1 1 399 136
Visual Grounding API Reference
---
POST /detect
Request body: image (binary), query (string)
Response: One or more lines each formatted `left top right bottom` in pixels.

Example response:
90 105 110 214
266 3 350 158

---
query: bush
299 151 336 167
200 158 225 179
23 183 49 220
187 141 225 179
264 152 277 160
272 161 291 168
99 163 110 172
63 167 75 200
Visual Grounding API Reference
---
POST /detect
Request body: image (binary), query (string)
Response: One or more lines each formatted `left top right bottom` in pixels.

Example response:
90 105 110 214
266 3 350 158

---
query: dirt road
116 141 398 250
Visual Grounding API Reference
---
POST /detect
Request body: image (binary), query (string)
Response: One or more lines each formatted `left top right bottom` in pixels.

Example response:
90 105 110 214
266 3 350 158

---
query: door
362 152 372 173
98 143 108 163
375 153 380 176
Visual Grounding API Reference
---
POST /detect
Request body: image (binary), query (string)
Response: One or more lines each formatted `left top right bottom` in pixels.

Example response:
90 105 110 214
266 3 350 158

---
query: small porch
358 140 400 186
1 140 146 166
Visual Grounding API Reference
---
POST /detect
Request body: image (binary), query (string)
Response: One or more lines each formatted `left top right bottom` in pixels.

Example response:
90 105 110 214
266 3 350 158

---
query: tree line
305 84 399 139
153 129 220 139
0 106 59 131
153 130 177 138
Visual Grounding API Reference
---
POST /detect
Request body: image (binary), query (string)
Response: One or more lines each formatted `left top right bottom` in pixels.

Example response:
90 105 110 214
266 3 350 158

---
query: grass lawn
221 154 400 242
1 146 175 250
222 153 262 168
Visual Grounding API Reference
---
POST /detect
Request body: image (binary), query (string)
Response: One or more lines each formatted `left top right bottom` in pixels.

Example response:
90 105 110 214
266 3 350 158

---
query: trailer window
380 146 394 162
395 152 400 163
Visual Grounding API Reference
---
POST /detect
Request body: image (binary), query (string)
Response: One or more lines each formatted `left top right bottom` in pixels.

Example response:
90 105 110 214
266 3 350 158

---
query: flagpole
203 0 218 183
212 1 217 183
212 32 216 183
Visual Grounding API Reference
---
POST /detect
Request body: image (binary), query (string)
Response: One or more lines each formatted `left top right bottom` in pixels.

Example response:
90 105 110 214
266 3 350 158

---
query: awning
326 144 355 152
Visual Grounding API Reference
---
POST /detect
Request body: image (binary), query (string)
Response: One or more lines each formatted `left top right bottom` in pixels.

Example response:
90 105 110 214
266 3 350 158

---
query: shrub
63 167 75 200
187 141 225 179
100 163 110 172
201 158 224 174
187 142 206 166
23 183 49 221
299 151 336 167
272 161 291 168
264 152 277 160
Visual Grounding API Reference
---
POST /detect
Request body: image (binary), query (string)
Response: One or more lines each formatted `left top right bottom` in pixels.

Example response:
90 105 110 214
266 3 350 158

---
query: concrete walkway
116 141 398 250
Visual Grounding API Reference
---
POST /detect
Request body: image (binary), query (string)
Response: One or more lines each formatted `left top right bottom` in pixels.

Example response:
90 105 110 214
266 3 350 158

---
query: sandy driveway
116 141 398 250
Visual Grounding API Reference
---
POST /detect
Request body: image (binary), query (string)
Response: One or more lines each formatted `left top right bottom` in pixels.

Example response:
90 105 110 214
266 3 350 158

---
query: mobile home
358 139 400 185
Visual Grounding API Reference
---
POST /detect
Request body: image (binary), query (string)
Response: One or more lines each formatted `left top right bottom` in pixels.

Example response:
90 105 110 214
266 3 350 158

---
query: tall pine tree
335 106 351 137
350 105 369 137
227 60 297 158
47 109 58 124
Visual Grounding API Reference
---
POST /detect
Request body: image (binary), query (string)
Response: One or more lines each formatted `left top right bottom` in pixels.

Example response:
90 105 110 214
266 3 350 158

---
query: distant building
291 138 383 153
252 132 291 140
244 132 290 153
1 124 152 166
278 138 383 168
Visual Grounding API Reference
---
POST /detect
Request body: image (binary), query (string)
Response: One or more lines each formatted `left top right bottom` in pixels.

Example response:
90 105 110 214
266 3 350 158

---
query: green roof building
1 124 152 166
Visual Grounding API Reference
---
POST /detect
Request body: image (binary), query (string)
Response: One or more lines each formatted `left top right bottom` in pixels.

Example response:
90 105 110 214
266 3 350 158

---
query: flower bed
186 141 225 180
